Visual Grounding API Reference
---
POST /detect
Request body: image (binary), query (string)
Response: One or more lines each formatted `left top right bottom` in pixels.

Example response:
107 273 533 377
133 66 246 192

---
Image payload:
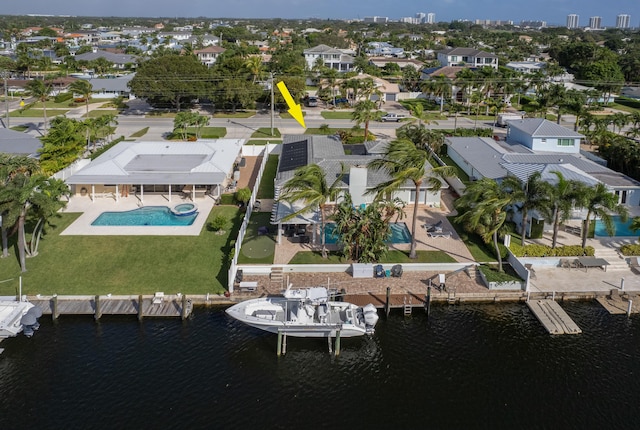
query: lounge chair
424 220 444 232
559 259 571 269
427 230 451 238
630 257 640 273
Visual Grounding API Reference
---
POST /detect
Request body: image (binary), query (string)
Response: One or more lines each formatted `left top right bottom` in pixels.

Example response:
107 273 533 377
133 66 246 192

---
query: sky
4 0 640 27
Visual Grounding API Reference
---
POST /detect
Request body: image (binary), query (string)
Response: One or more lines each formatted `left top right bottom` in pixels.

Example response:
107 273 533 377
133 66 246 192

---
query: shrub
208 215 228 232
55 92 73 103
620 244 640 256
510 244 594 257
235 188 251 206
319 123 330 132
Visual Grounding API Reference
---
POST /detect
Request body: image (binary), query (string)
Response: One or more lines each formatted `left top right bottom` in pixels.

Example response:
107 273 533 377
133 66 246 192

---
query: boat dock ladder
403 296 412 316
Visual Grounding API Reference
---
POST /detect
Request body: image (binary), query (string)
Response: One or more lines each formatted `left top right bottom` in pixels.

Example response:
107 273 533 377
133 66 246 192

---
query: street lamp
0 70 9 128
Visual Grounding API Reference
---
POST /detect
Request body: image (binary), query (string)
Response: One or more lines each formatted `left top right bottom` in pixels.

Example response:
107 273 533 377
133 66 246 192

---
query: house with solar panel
446 118 640 237
270 135 447 244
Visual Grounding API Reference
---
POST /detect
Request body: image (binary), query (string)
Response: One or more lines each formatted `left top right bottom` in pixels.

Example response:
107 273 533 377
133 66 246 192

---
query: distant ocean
2 302 640 429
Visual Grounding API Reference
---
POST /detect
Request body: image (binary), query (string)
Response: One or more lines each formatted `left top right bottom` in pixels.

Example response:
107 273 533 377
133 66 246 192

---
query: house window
558 139 574 146
450 56 457 62
540 138 547 143
484 58 493 64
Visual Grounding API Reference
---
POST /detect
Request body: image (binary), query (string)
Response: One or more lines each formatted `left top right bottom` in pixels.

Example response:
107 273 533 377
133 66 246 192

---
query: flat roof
66 139 243 185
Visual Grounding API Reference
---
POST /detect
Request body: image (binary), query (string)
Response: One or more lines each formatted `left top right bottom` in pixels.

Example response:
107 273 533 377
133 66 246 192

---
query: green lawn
10 125 29 132
186 127 227 138
305 127 340 135
42 99 97 108
321 111 354 120
213 111 255 118
0 206 243 296
438 153 470 183
280 112 307 119
246 139 282 145
130 127 149 138
257 154 278 199
288 250 456 264
251 127 281 138
147 111 177 118
10 109 69 118
83 109 119 118
237 212 276 264
447 216 505 263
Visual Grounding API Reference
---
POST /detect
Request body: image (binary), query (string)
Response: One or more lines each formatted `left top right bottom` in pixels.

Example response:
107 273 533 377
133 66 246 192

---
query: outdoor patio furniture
152 292 164 305
629 257 640 272
427 230 451 238
374 264 385 278
424 220 443 232
525 264 537 280
576 256 609 272
559 259 572 269
391 264 403 278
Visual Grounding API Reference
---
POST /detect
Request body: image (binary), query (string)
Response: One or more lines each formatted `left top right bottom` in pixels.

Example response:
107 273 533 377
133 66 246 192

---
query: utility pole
1 71 9 128
270 72 274 137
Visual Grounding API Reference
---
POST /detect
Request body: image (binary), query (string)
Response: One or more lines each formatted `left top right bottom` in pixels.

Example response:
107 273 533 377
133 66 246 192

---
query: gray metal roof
438 47 498 58
65 139 243 185
447 137 508 179
0 128 42 156
74 51 137 65
507 118 584 138
86 74 134 92
304 44 344 54
449 136 640 189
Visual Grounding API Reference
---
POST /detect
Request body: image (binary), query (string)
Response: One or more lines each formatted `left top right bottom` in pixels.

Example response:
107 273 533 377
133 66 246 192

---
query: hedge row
510 243 595 257
54 92 73 103
620 244 640 256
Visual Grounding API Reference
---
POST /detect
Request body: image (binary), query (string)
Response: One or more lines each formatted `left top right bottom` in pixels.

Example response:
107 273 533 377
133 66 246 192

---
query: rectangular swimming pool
324 222 412 244
92 206 198 226
594 216 640 237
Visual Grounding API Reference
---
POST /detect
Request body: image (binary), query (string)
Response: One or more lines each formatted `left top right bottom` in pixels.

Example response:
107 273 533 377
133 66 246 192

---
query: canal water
2 302 640 429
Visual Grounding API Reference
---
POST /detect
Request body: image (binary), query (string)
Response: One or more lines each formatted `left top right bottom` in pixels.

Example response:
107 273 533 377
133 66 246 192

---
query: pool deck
60 194 216 236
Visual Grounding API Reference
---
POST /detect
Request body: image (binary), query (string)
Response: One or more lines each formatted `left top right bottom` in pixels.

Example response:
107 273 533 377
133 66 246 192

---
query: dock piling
385 287 390 318
137 295 144 321
277 331 283 356
94 295 102 321
52 295 59 321
627 299 633 317
425 287 431 319
335 330 341 356
621 278 625 291
181 295 188 320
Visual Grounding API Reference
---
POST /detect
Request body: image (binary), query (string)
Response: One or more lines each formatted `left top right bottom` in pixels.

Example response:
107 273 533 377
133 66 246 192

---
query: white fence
227 145 270 292
52 159 91 181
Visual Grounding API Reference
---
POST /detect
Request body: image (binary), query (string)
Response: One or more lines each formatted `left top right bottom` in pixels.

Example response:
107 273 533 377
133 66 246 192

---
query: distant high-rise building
616 14 631 29
567 14 579 29
427 13 436 24
363 16 388 23
415 12 426 23
520 20 547 28
589 16 602 29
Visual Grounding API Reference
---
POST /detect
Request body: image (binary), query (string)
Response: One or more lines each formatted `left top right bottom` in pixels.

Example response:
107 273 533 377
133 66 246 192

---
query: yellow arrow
276 81 306 129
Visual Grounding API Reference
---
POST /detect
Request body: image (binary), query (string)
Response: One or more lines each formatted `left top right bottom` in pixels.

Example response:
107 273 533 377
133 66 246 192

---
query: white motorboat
0 298 41 339
225 286 379 338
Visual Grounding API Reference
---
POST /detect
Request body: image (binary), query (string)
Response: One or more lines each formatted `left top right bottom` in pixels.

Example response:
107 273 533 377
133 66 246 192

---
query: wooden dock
596 292 640 315
29 295 192 320
526 299 582 335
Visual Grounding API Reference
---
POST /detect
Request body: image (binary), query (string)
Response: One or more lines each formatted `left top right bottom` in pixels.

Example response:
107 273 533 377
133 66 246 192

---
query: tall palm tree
455 177 521 272
367 139 455 259
69 79 93 115
352 100 378 141
421 75 451 114
575 183 629 249
515 172 552 246
25 79 52 131
630 217 640 243
0 156 69 271
244 56 264 83
279 163 345 258
544 171 583 248
396 124 444 154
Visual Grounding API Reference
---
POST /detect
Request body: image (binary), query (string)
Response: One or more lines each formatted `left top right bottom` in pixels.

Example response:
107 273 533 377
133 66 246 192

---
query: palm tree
515 172 552 246
25 79 52 131
421 75 451 114
279 163 345 258
544 171 583 249
367 139 455 259
244 56 264 83
630 217 640 243
352 100 378 141
69 79 93 115
455 177 521 272
0 156 69 271
576 183 629 249
396 124 444 154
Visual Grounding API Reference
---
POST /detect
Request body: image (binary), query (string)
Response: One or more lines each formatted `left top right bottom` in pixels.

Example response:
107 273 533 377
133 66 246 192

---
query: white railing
228 145 271 292
52 159 91 181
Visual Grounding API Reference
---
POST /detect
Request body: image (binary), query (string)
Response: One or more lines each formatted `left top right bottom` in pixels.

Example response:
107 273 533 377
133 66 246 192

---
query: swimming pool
324 222 412 244
594 216 640 237
92 206 198 226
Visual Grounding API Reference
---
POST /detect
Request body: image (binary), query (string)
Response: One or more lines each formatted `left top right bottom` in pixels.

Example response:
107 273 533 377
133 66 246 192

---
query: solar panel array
279 140 308 171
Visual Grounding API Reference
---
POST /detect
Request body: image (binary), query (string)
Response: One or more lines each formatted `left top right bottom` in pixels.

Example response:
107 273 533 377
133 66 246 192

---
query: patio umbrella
20 312 37 326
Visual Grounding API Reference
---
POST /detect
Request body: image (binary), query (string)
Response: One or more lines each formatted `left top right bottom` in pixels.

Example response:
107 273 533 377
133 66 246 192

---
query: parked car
379 113 405 122
307 96 318 107
329 97 349 105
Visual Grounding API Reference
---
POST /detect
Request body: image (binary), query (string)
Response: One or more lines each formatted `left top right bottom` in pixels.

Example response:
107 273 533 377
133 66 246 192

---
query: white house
303 44 355 72
271 135 446 239
506 118 583 154
194 46 226 68
437 47 498 69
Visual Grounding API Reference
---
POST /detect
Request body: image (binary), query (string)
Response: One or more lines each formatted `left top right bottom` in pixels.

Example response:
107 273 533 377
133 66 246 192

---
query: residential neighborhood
4 6 640 429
